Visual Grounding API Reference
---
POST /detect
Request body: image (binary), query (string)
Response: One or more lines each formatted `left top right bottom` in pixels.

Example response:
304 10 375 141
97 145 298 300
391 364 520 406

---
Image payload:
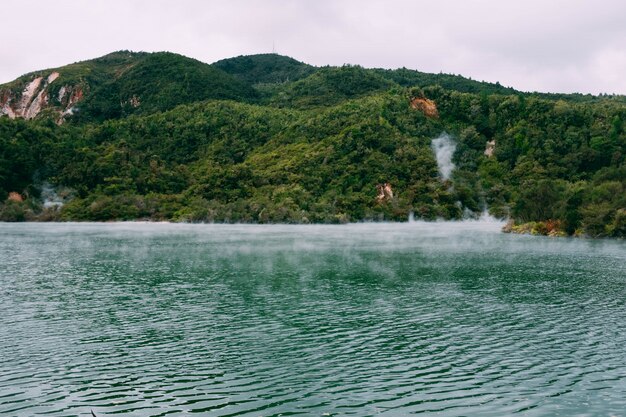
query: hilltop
0 51 624 237
0 51 256 123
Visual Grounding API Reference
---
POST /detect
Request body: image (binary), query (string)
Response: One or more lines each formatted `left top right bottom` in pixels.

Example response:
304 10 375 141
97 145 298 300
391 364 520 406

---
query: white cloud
1 0 625 94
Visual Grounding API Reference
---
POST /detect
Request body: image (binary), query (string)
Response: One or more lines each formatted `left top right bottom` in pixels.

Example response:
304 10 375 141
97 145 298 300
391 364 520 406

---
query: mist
431 133 456 181
41 182 65 208
7 220 624 264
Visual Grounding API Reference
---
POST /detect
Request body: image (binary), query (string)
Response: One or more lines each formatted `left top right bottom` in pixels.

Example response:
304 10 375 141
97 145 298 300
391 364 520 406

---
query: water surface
1 222 625 416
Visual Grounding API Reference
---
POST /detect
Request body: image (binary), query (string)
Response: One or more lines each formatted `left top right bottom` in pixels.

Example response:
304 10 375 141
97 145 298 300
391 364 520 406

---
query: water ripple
0 222 625 416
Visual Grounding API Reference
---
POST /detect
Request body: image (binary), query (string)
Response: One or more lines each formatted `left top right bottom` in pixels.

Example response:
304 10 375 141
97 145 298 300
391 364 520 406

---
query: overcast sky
2 0 626 94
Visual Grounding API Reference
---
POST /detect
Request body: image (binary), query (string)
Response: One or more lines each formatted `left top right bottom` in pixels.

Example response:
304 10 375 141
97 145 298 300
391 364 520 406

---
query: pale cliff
0 71 84 123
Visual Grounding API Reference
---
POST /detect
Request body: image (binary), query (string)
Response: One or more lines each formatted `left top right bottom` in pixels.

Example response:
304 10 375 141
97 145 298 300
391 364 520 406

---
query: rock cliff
410 96 439 118
376 183 394 202
0 71 84 123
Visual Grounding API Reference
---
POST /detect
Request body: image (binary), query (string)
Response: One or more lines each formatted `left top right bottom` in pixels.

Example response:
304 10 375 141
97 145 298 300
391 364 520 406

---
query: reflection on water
1 221 625 416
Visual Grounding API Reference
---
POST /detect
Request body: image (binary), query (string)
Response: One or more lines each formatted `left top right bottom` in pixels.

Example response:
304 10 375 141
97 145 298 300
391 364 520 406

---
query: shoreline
1 218 622 239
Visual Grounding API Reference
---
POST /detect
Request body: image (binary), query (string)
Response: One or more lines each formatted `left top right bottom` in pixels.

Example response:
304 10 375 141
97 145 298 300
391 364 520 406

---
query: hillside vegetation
0 52 624 237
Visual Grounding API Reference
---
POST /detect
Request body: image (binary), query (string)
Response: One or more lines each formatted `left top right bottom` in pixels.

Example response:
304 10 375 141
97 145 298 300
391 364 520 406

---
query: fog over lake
1 222 625 416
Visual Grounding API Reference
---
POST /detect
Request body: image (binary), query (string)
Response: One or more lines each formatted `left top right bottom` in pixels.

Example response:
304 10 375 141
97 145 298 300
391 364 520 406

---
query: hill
75 52 258 122
0 51 144 121
270 65 397 108
0 51 624 237
0 51 257 123
213 53 315 85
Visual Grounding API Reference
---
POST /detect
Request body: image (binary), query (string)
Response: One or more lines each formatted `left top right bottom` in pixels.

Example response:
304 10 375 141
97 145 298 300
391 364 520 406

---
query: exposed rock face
376 183 394 202
0 91 16 118
6 76 47 119
18 77 43 113
0 71 82 121
484 140 496 157
67 87 84 107
58 86 67 103
502 218 514 233
47 72 60 84
410 97 439 118
57 86 84 123
24 83 49 119
128 95 141 108
7 192 23 202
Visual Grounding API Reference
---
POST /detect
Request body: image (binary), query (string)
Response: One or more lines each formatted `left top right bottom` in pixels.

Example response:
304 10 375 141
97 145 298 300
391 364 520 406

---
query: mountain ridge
3 50 624 125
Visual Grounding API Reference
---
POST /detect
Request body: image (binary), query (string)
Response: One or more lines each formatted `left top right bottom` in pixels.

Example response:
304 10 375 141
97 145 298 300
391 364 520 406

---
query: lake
1 221 625 416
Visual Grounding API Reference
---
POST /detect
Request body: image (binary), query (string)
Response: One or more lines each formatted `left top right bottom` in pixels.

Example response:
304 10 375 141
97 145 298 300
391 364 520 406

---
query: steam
41 182 71 208
478 209 499 223
431 133 456 181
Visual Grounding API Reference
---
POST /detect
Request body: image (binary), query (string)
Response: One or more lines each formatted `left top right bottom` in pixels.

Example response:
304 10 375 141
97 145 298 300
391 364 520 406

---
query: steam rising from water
41 183 63 208
431 133 456 181
41 182 73 208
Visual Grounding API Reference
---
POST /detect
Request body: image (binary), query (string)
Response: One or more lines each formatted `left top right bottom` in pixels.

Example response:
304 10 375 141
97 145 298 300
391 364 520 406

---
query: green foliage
0 200 28 221
0 118 59 196
513 179 566 222
375 68 518 95
213 54 315 85
75 52 258 121
1 51 625 236
271 66 396 108
607 209 626 237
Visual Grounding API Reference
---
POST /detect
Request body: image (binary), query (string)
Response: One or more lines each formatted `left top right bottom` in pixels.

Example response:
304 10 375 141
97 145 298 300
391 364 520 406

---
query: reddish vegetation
7 192 23 202
410 97 439 118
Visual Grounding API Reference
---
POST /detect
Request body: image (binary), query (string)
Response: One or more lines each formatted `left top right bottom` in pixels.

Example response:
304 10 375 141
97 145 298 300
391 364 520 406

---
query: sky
2 0 626 94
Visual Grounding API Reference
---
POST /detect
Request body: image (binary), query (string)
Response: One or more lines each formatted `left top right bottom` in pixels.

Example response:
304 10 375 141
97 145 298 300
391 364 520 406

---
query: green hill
270 65 397 108
0 51 257 123
0 51 624 237
213 53 315 85
0 51 145 121
374 67 517 95
75 52 258 121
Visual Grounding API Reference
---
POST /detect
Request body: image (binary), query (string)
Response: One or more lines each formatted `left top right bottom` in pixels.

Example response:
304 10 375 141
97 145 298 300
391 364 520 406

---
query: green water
1 222 625 417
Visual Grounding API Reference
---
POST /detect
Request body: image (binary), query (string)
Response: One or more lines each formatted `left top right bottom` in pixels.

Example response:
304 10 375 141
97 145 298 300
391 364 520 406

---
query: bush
0 201 28 221
607 209 626 238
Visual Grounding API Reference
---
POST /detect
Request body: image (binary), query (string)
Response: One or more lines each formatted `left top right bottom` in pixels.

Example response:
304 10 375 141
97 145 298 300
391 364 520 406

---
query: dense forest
0 51 624 237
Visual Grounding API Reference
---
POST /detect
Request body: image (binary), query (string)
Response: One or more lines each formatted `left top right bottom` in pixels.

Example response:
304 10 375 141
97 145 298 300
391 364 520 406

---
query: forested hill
0 51 624 237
